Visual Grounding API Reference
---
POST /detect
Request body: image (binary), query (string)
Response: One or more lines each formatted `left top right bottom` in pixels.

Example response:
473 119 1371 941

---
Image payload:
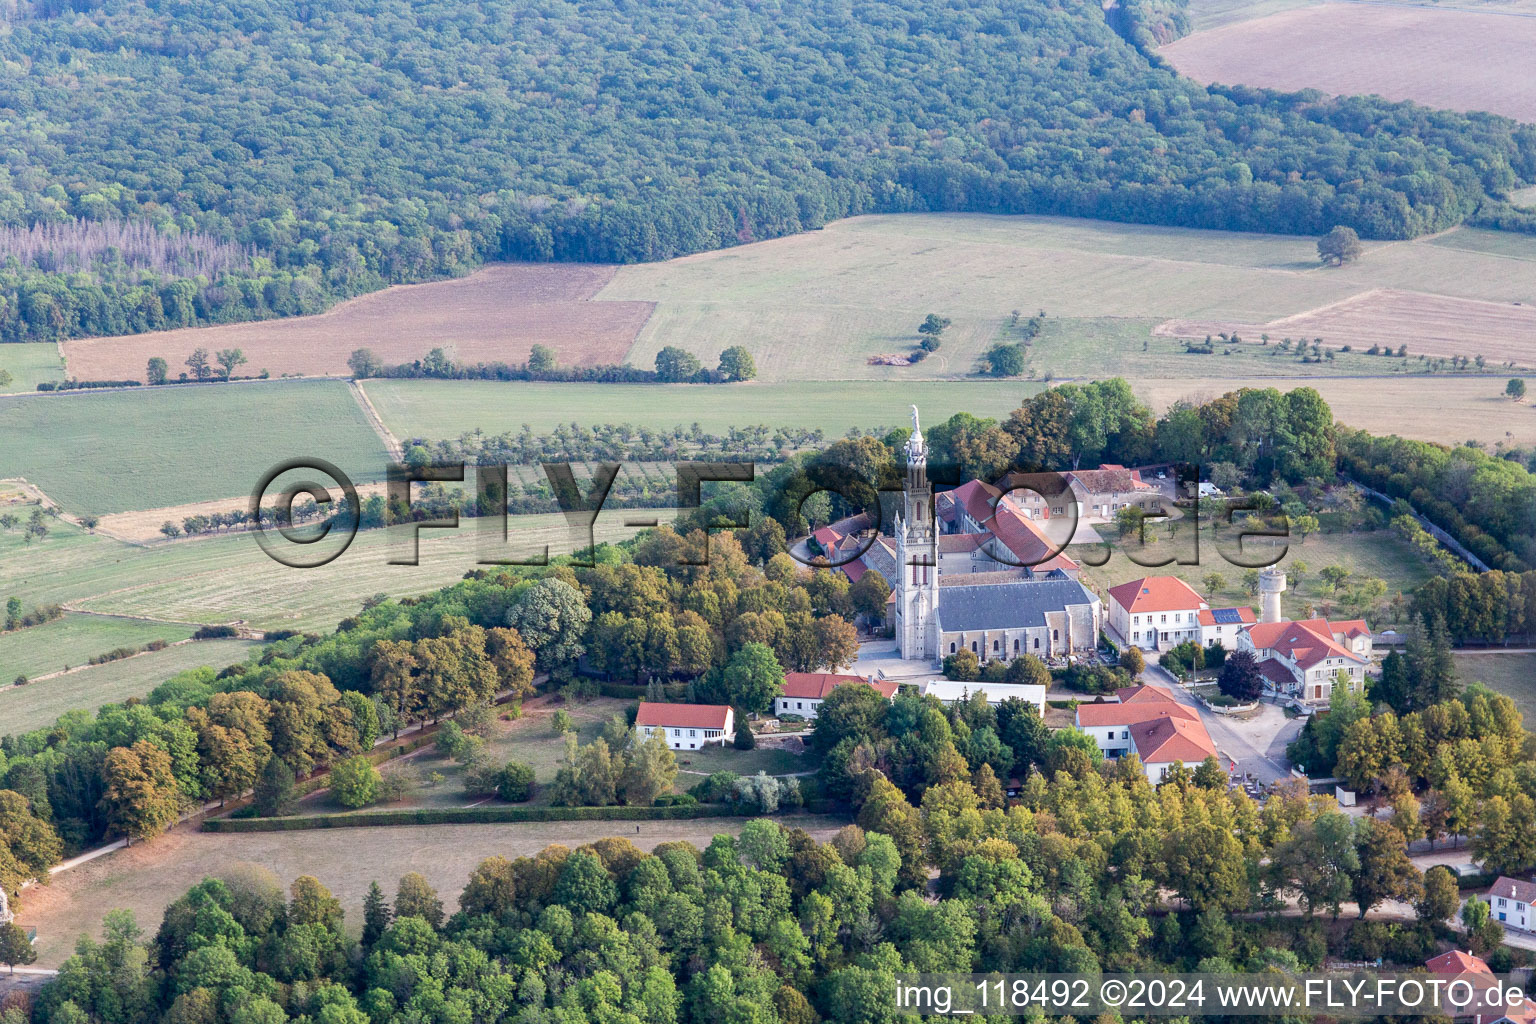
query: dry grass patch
15 813 847 966
1154 289 1536 368
61 264 653 380
1162 4 1536 123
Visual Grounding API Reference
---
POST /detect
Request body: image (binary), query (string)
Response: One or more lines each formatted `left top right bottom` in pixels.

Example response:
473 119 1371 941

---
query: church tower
895 406 940 662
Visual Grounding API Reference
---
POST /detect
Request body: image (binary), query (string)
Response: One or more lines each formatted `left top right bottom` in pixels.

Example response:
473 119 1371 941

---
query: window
1160 614 1167 623
1034 638 1040 650
796 702 803 710
993 639 999 652
689 729 697 737
1500 898 1508 908
1014 639 1020 653
949 642 956 654
971 641 978 653
1053 629 1059 641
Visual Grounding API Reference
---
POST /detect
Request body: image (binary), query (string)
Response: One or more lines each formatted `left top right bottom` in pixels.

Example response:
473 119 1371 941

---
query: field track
1162 3 1536 122
1155 289 1536 366
60 264 654 380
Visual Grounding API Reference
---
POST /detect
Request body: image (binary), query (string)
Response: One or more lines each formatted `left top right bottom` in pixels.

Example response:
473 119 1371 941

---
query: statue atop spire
910 404 921 437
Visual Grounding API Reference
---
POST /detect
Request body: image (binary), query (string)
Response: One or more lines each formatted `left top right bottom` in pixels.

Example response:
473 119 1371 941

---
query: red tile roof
1115 683 1178 703
1076 698 1198 728
781 672 897 700
1198 606 1256 627
635 702 732 730
1068 464 1154 495
1129 714 1218 765
947 479 1078 572
1108 576 1205 614
1426 951 1492 976
1245 618 1366 670
938 533 987 553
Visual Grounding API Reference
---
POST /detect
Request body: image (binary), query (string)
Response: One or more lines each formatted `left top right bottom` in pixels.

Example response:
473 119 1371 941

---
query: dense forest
0 0 1534 340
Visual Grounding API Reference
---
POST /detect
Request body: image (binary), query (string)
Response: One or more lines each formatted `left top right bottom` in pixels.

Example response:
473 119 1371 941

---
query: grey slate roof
936 578 1097 633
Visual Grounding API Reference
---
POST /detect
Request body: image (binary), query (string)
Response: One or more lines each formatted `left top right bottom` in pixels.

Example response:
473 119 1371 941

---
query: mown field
1454 651 1536 724
364 374 1536 450
1163 4 1536 123
0 380 390 515
364 379 1044 439
17 813 846 967
0 342 65 393
599 214 1536 382
0 612 194 682
1075 526 1436 628
0 510 672 633
0 638 261 736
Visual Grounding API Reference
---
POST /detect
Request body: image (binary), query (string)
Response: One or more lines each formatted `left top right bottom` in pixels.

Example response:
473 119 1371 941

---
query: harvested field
1162 4 1536 123
61 264 654 381
1131 376 1536 446
15 813 846 966
1154 289 1536 367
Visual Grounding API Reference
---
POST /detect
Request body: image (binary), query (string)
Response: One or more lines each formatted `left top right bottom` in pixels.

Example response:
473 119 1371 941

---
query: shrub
498 762 535 802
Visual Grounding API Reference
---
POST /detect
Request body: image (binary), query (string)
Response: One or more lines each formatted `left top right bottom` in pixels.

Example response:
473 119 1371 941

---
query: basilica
824 408 1103 668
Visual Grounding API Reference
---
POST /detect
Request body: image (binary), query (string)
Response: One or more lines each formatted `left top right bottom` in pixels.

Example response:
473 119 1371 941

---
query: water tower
1259 566 1287 624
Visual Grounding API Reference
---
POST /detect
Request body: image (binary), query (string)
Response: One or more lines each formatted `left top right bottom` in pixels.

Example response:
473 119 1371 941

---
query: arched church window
949 642 956 654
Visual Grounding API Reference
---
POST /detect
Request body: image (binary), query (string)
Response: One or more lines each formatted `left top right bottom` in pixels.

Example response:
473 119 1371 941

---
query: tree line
0 0 1534 341
1339 427 1536 572
16 740 1493 1023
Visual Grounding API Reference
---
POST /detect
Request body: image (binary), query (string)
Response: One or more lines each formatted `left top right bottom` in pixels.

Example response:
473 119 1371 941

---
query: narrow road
1146 665 1300 785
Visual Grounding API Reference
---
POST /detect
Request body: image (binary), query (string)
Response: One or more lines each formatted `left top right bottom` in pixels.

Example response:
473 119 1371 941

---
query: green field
0 612 194 681
365 379 1045 439
0 637 261 736
0 379 390 515
1455 652 1536 724
0 510 670 633
0 343 65 393
1077 526 1435 627
596 214 1536 383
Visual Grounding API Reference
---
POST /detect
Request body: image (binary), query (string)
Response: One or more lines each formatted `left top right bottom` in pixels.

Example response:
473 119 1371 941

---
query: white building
1107 576 1208 651
1488 876 1536 933
1198 605 1257 649
775 673 898 719
1237 617 1372 705
634 702 733 750
920 680 1046 714
1073 683 1220 782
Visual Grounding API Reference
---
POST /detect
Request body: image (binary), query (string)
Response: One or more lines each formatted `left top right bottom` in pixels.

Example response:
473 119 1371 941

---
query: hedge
203 801 735 832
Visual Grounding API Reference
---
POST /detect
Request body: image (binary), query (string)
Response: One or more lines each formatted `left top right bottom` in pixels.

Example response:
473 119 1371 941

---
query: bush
733 718 756 750
203 802 730 832
689 771 741 803
193 624 240 639
497 762 535 802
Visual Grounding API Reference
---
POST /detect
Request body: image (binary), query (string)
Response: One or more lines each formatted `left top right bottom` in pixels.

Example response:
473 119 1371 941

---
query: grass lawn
674 743 806 777
314 696 810 816
0 379 390 515
1455 652 1536 724
0 510 666 633
364 379 1044 439
1077 526 1435 627
0 638 262 736
0 343 65 393
0 612 194 681
15 812 849 967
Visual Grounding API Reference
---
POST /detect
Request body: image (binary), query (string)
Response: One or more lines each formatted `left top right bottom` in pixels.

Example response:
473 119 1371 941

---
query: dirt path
350 379 404 460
